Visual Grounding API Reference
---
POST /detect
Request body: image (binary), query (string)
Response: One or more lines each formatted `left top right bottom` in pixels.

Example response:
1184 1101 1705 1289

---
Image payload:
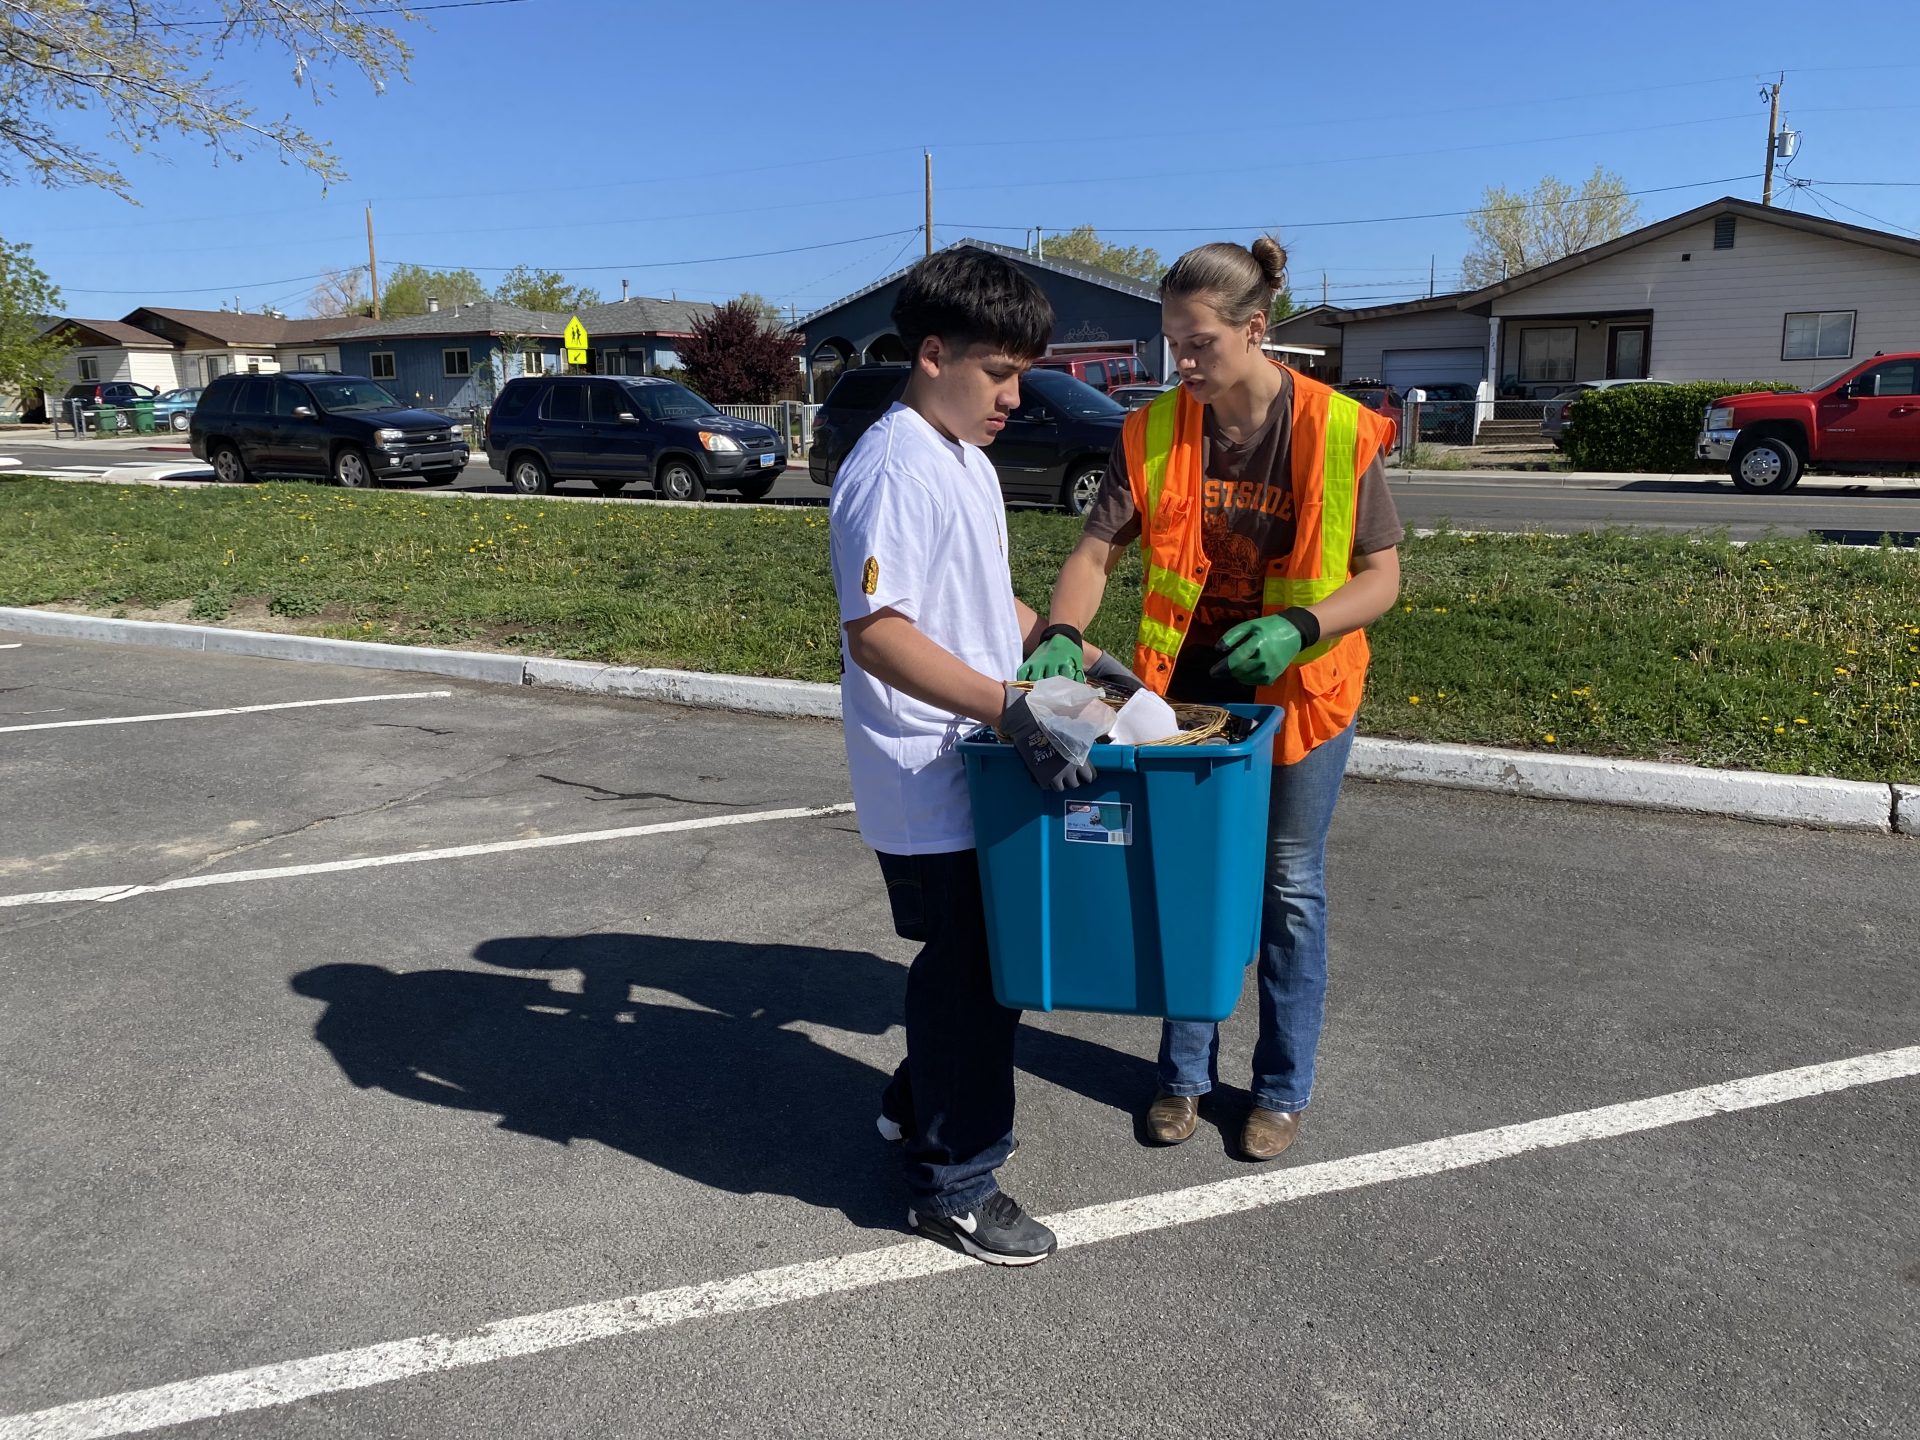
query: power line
58 268 344 297
154 0 538 27
948 174 1763 238
1798 185 1920 238
393 227 924 276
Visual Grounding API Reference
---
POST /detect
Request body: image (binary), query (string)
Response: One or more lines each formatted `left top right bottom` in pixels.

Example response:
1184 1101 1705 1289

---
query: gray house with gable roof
798 238 1167 400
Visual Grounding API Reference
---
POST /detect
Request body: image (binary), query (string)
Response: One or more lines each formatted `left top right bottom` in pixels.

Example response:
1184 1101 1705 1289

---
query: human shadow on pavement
290 933 1156 1231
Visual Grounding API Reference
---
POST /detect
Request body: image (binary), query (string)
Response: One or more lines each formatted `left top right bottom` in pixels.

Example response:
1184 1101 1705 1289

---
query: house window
297 353 325 371
204 355 230 382
370 352 396 380
1783 311 1854 362
77 355 99 380
1518 327 1577 383
443 348 472 377
522 350 546 376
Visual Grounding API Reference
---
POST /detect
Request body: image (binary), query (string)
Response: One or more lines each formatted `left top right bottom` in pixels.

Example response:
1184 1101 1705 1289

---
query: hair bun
1250 236 1288 292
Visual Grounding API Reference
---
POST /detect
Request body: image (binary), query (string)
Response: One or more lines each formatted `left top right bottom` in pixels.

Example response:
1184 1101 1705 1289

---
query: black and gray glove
999 686 1097 792
1085 649 1146 697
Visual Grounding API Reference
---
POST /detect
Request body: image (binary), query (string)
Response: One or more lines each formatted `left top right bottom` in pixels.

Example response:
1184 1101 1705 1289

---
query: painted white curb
523 657 839 720
3 607 1908 834
0 609 525 684
1895 785 1920 837
1348 737 1894 834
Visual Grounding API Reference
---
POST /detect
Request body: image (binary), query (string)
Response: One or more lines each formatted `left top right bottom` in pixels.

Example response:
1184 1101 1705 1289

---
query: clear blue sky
11 0 1920 321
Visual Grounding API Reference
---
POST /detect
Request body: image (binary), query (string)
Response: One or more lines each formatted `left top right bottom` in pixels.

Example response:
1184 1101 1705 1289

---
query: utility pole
1429 255 1436 298
1321 272 1328 306
923 151 933 257
366 203 382 320
1761 73 1783 207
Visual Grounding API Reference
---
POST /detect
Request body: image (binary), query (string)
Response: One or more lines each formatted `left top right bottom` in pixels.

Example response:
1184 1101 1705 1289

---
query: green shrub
1563 381 1797 473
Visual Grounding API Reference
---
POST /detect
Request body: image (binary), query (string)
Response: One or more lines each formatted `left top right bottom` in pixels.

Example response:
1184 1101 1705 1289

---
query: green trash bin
130 400 156 434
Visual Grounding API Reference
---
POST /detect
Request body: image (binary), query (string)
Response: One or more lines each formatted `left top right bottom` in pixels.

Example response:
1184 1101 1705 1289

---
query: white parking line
0 803 858 908
0 689 452 735
0 643 21 649
4 1043 1913 1440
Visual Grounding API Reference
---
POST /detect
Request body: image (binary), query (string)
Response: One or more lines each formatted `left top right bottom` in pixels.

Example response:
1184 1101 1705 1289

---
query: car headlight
1705 407 1734 430
375 428 405 445
699 431 740 453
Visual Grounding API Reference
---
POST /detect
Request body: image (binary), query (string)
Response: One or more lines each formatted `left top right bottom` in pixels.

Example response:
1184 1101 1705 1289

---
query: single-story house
37 307 380 402
799 238 1166 399
320 296 718 413
1335 196 1920 399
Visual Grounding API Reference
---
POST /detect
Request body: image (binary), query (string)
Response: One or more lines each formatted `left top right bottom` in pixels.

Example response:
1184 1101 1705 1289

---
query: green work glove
1212 608 1322 686
1017 625 1085 684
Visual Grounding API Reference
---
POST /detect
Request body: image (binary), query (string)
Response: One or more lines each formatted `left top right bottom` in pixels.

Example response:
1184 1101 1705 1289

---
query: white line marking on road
3 1043 1913 1439
0 643 21 649
0 689 452 735
0 803 858 909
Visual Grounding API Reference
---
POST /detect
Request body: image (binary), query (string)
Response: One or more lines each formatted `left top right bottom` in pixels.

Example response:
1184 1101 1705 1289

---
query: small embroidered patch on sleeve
862 557 879 595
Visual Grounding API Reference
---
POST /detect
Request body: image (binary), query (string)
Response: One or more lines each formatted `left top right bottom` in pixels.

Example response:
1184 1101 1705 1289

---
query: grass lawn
4 475 1918 782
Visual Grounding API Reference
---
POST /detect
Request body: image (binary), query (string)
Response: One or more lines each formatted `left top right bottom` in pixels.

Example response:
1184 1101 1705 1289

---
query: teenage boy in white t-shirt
830 249 1135 1267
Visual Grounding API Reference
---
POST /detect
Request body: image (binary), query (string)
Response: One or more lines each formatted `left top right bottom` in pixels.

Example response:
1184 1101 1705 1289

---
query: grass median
4 475 1917 782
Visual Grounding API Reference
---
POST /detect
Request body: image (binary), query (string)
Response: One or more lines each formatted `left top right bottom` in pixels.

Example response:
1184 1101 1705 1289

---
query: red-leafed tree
681 301 797 403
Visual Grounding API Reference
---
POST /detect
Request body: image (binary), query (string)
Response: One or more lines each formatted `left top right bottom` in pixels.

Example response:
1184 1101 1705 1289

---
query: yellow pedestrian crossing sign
564 316 589 367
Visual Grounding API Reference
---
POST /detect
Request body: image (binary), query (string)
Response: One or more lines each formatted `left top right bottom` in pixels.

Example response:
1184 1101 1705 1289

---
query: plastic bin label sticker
1065 801 1132 846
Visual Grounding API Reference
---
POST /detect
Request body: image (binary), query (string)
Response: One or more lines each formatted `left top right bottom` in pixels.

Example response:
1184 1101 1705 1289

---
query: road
5 433 1920 539
2 631 1916 1438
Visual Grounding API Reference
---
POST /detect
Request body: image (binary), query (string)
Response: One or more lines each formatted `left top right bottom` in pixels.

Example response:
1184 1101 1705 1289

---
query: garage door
1381 347 1484 390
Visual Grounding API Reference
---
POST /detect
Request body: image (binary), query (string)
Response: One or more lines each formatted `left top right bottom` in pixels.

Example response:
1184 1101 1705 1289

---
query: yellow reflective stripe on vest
1319 392 1361 582
1140 388 1179 516
1146 565 1203 613
1137 616 1184 657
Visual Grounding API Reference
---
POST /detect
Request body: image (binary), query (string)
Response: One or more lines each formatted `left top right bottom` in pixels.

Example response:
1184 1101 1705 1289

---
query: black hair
890 248 1053 361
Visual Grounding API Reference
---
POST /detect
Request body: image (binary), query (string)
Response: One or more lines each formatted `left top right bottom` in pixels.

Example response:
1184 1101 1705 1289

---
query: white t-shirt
829 402 1022 856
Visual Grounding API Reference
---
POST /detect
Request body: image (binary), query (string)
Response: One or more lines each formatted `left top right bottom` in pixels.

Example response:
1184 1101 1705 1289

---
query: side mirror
292 405 315 420
618 411 639 424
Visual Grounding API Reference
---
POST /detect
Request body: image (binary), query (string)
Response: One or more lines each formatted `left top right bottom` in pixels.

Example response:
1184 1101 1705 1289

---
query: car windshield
1810 366 1859 393
634 382 720 420
1023 368 1124 418
308 378 402 412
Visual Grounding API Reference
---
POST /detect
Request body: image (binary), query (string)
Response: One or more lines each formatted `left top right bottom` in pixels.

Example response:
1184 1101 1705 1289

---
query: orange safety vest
1121 363 1390 765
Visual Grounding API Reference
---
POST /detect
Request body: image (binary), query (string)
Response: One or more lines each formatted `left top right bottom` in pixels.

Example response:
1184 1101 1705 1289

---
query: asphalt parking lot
2 631 1916 1439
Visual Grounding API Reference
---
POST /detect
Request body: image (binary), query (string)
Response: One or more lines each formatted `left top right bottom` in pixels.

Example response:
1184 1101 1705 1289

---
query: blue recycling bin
959 704 1280 1023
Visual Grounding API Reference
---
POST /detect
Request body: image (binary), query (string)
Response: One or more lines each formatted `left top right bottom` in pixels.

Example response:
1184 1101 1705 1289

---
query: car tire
656 458 706 503
209 442 249 485
510 454 552 495
333 446 376 489
170 412 190 432
592 478 628 497
1060 461 1105 517
1730 435 1802 494
733 474 778 502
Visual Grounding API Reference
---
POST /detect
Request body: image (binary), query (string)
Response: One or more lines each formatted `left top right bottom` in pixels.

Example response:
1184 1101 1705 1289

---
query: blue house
320 295 717 414
799 238 1165 400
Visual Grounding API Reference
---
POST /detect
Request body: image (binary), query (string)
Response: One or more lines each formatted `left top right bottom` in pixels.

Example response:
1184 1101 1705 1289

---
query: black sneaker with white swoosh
909 1191 1057 1266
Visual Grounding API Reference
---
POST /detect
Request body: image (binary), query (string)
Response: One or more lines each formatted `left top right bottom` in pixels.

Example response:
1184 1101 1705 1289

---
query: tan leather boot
1145 1091 1200 1145
1239 1106 1301 1161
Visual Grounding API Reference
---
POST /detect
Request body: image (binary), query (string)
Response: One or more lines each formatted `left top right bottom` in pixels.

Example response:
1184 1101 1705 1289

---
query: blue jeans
1157 721 1356 1114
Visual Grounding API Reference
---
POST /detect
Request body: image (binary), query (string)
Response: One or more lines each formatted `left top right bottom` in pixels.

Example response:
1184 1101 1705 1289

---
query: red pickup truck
1697 352 1920 492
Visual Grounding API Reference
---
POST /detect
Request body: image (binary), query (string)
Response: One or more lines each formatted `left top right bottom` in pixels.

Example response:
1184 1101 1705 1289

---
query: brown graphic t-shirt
1082 372 1403 702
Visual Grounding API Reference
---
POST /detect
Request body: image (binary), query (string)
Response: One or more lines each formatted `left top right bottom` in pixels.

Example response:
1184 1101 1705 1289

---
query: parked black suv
485 374 786 501
189 372 470 487
808 364 1126 514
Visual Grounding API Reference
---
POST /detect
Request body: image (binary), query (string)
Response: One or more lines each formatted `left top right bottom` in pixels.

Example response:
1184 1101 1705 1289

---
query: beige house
40 307 378 399
1335 197 1920 398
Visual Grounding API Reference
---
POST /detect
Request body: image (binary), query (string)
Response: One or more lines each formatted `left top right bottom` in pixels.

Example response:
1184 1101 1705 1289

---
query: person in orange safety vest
1019 236 1404 1162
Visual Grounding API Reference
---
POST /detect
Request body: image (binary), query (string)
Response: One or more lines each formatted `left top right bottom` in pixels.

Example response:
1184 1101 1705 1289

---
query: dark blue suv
485 374 786 501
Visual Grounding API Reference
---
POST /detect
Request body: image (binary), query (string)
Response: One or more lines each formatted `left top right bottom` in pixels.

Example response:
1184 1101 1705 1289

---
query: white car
1541 379 1671 443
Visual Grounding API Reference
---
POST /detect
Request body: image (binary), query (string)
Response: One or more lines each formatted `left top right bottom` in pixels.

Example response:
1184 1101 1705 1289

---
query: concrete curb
523 657 839 720
2 606 1907 835
1347 737 1894 834
1894 785 1920 837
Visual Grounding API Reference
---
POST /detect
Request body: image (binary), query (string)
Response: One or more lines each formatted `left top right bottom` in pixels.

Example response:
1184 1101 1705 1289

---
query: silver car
1541 379 1670 444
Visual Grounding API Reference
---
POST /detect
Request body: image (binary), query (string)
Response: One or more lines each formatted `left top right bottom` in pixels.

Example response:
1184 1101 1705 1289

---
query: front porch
1492 310 1655 398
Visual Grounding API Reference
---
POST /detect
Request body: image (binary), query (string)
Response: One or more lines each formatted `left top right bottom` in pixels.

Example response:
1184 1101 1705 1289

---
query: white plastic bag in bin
1024 676 1113 765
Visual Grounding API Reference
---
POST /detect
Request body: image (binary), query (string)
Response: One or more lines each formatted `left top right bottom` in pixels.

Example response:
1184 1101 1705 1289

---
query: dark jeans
874 848 1019 1218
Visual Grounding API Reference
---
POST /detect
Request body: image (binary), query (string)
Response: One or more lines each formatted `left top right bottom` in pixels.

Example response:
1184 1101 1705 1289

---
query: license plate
759 452 776 467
